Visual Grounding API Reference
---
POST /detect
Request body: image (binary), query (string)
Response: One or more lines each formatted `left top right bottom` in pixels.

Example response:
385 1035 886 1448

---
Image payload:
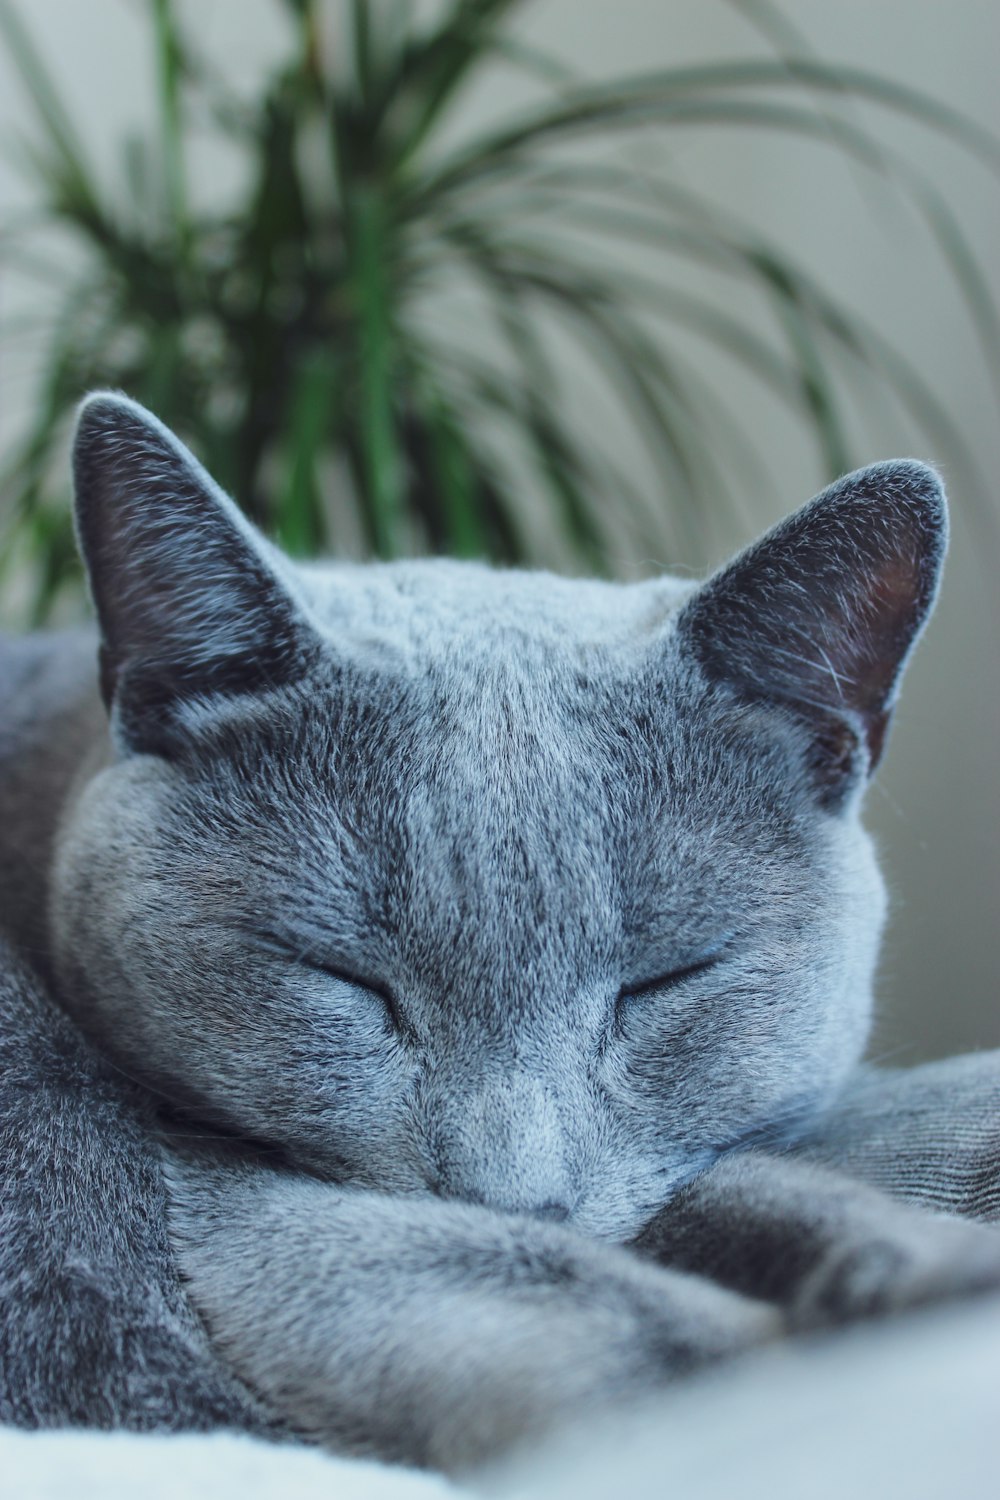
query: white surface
503 1293 1000 1500
5 1295 1000 1500
0 1428 458 1500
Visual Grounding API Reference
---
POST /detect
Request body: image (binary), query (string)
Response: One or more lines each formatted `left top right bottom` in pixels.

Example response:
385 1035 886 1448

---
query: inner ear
678 460 947 801
73 392 317 752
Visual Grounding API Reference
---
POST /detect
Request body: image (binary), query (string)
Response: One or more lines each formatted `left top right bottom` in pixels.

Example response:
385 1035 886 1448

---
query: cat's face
52 396 946 1241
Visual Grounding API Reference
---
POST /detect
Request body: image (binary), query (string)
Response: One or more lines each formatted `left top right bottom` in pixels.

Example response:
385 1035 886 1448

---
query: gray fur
1 391 997 1471
0 929 274 1431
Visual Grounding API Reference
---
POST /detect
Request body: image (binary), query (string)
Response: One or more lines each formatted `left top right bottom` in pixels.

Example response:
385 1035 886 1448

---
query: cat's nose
430 1073 576 1221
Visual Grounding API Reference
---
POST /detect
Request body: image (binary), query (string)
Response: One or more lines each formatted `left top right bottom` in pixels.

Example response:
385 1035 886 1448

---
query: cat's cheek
244 1031 423 1180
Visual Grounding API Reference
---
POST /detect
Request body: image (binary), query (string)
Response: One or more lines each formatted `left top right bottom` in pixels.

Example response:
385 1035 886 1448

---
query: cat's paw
639 1267 784 1369
790 1216 1000 1328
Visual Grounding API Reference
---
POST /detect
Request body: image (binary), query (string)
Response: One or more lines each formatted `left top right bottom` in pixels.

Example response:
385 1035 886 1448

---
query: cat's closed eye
614 951 725 1021
301 958 404 1033
250 932 405 1037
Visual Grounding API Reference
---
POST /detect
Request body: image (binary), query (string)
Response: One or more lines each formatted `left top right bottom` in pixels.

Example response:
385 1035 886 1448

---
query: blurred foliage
1 0 999 621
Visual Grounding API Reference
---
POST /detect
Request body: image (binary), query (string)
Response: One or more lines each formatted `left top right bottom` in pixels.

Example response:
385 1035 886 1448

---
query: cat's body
1 393 998 1471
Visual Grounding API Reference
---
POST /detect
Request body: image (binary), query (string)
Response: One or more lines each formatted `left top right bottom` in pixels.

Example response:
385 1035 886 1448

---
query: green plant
1 0 998 621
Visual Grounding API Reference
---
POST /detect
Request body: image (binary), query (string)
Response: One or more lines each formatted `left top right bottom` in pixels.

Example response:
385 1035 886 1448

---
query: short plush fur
1 393 998 1472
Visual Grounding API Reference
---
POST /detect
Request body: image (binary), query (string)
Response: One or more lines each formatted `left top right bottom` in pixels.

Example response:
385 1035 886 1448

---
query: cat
1 391 998 1472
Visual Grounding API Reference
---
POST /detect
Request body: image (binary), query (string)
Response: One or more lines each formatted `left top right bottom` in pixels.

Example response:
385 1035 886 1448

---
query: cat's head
52 393 947 1241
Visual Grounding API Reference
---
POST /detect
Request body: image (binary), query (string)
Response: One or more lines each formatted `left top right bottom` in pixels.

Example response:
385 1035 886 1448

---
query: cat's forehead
290 559 706 805
295 557 695 666
196 554 809 878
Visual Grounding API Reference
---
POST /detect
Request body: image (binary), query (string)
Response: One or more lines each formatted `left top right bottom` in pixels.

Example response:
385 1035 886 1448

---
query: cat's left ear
73 392 319 753
677 461 947 801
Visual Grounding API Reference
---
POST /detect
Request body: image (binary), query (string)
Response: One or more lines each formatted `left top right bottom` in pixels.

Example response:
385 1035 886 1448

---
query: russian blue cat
1 393 998 1471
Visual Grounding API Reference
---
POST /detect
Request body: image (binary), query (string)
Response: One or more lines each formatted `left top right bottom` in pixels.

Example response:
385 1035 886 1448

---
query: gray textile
794 1052 1000 1222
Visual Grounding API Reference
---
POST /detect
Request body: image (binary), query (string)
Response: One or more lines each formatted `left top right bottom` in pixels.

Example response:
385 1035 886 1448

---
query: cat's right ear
73 392 318 754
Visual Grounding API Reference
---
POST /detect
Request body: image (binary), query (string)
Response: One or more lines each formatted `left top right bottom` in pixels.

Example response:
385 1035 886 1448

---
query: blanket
792 1053 1000 1221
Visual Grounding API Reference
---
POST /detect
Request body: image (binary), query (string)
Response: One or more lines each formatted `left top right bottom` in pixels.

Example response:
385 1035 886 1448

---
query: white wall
0 0 997 1060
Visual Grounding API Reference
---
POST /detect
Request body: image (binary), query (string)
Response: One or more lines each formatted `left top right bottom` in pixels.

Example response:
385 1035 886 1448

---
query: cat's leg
789 1054 1000 1222
633 1150 1000 1328
0 945 273 1432
163 1145 781 1473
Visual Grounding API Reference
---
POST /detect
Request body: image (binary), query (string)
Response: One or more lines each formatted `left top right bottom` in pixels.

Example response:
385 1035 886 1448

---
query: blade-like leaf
152 0 190 254
385 0 526 165
406 367 486 557
277 349 341 556
351 186 404 556
409 93 896 207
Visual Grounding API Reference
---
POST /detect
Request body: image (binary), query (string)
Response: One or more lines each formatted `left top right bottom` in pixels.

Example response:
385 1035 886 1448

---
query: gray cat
1 392 998 1472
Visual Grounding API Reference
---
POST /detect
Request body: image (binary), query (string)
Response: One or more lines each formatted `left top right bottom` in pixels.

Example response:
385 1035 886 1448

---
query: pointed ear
73 392 317 753
678 461 947 801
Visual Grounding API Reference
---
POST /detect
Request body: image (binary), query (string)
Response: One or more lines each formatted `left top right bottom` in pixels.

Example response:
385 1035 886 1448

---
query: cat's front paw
790 1216 1000 1328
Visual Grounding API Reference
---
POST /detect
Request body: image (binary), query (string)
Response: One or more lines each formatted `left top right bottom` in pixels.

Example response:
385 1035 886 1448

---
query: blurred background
0 0 996 1061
